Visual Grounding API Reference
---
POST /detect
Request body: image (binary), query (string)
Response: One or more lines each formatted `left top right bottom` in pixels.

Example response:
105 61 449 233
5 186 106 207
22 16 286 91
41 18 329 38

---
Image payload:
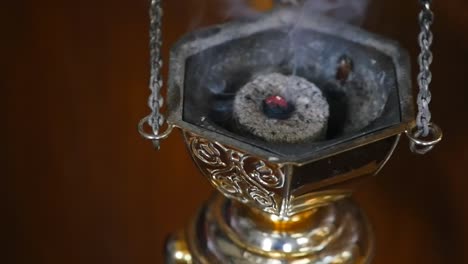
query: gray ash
233 73 329 143
181 23 396 146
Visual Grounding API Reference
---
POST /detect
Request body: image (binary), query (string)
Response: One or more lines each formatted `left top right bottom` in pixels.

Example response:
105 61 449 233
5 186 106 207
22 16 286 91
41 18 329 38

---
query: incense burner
164 8 413 264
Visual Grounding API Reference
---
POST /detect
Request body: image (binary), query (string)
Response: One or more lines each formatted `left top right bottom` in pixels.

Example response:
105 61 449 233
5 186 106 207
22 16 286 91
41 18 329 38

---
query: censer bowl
166 8 413 217
164 7 415 264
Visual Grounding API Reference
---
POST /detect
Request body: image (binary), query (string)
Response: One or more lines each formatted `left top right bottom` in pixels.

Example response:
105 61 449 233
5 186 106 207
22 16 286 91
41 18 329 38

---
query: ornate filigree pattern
185 132 285 214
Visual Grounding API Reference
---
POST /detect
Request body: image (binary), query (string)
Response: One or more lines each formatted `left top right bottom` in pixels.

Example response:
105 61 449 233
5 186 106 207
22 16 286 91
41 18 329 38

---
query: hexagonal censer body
164 8 413 264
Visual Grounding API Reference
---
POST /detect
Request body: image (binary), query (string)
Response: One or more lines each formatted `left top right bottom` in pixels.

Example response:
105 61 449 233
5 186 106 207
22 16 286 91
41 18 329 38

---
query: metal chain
416 0 434 137
138 0 442 153
138 0 174 149
406 0 442 154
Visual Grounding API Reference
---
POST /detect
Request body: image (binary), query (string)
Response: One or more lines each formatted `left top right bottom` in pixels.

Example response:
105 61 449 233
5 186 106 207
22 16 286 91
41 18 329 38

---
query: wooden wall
4 0 468 263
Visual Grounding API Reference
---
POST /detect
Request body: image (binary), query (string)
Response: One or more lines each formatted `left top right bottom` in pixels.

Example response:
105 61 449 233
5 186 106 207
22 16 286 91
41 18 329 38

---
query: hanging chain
416 0 434 137
138 0 442 152
138 0 174 149
406 0 442 154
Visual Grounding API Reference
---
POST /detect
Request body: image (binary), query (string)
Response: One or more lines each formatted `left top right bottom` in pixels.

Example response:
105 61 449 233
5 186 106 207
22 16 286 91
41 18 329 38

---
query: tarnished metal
167 8 414 165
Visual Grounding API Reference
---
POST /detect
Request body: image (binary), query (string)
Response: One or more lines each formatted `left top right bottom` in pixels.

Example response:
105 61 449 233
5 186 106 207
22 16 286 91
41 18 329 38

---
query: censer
138 0 443 263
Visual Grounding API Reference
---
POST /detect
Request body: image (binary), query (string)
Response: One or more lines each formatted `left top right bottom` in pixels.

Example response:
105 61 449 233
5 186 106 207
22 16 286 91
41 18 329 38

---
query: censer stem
166 193 374 264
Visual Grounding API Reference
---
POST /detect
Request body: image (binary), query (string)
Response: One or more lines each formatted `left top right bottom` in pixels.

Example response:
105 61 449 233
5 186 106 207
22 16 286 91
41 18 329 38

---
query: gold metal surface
184 131 288 216
167 194 374 264
165 231 193 264
183 131 399 218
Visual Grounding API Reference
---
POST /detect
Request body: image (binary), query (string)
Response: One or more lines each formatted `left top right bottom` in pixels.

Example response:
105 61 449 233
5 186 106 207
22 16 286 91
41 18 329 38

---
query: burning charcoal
233 73 329 143
262 95 296 120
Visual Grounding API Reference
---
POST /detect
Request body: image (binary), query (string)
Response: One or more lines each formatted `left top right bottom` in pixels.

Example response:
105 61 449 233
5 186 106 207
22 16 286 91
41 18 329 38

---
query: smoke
301 0 371 25
187 0 208 30
221 0 371 24
188 0 371 31
186 0 373 126
221 0 262 19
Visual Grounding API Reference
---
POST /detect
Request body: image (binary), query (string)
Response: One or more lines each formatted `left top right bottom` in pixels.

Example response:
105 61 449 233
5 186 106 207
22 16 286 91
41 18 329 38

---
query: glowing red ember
262 95 295 120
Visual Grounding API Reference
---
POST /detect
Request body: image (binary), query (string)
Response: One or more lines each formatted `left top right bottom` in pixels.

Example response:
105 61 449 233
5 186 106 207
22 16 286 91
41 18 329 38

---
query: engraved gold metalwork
185 132 285 215
184 131 398 218
167 130 390 263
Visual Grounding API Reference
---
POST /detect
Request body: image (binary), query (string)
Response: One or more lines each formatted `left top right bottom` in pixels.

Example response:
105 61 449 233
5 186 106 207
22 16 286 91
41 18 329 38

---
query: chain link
406 0 442 154
139 0 442 152
139 0 174 149
416 0 434 137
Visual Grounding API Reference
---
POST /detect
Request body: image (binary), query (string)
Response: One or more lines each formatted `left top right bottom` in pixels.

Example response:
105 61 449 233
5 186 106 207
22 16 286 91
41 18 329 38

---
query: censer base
166 194 374 264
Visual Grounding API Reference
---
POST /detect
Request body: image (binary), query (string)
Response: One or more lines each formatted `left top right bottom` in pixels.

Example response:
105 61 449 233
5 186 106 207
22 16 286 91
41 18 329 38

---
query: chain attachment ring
138 115 175 149
139 0 174 149
406 122 443 155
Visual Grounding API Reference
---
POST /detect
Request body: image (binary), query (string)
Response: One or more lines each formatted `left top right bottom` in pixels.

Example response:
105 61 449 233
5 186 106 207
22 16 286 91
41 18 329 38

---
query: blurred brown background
3 0 468 263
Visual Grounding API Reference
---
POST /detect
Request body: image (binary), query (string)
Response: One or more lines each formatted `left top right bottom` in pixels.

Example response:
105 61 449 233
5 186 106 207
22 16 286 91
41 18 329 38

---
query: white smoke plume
300 0 371 24
222 0 262 19
223 0 371 24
